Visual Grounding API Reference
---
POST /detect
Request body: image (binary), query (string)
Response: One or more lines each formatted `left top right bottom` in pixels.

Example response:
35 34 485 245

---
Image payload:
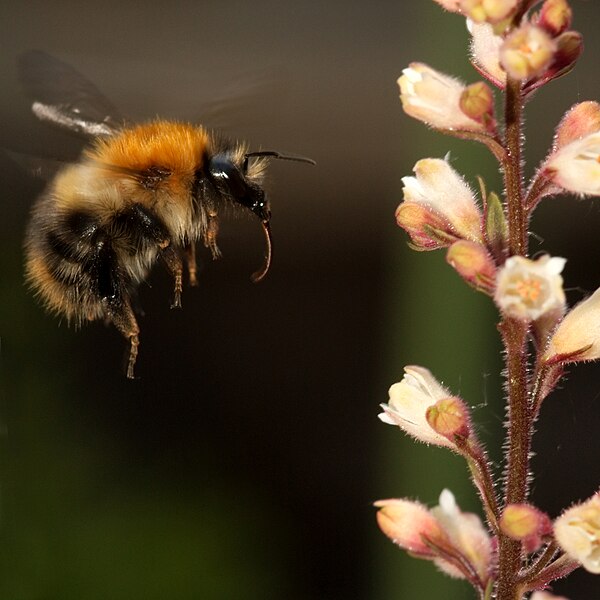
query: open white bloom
379 366 457 448
494 255 566 321
546 132 600 196
398 63 487 132
499 24 556 81
399 158 482 245
554 492 600 574
432 489 492 582
545 287 600 364
468 21 506 87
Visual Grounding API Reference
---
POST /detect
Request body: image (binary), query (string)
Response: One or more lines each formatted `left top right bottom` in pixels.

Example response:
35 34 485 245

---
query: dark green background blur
1 1 599 598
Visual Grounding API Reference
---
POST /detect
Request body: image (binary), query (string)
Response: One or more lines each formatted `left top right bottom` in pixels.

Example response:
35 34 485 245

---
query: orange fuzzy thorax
85 120 210 174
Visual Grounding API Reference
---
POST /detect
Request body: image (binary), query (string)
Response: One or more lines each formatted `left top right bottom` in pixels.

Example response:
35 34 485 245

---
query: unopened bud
446 240 496 294
426 396 471 440
459 82 496 131
500 503 552 552
552 30 583 74
375 499 447 557
538 0 572 36
484 191 508 260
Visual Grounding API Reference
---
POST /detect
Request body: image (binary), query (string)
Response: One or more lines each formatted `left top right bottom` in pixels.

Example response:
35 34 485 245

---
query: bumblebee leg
184 243 198 286
119 204 183 308
104 297 141 379
90 233 141 379
160 245 184 308
203 210 222 259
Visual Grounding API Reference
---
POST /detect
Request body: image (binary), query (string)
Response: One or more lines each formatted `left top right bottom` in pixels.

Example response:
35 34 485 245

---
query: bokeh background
1 1 599 598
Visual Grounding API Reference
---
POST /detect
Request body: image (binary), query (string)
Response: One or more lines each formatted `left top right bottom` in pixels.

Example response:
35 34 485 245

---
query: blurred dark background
0 1 599 598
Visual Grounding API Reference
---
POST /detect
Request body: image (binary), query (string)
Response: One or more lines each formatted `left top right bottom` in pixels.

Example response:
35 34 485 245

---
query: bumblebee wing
18 50 124 138
5 149 66 181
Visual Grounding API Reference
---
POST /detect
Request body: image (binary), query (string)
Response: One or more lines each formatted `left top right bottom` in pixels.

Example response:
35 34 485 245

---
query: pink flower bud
460 0 518 25
544 287 600 364
397 158 482 251
396 202 458 250
376 491 493 585
554 492 600 574
374 498 449 556
398 63 492 132
499 24 557 81
494 255 566 322
446 240 497 294
379 366 461 449
543 30 583 81
500 503 552 552
426 396 471 441
538 0 572 36
554 101 600 150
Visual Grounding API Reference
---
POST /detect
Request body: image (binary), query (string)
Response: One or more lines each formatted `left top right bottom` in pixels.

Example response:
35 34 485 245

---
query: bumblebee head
207 154 271 222
204 150 314 282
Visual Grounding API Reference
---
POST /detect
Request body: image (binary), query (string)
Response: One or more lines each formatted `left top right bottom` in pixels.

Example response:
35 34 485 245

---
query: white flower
398 63 487 132
398 157 482 247
469 21 506 87
494 255 566 321
379 366 457 448
431 490 493 582
544 286 600 364
546 132 600 196
554 492 600 574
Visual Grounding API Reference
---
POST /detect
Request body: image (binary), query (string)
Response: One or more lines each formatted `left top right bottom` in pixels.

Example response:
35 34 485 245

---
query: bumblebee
19 51 314 378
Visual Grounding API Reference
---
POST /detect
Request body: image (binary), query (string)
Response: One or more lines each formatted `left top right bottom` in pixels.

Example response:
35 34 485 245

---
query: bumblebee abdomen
25 194 107 323
25 177 158 324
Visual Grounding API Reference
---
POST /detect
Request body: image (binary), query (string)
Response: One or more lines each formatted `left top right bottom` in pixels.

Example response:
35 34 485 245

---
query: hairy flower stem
496 319 531 600
496 78 532 600
461 441 500 532
503 77 527 258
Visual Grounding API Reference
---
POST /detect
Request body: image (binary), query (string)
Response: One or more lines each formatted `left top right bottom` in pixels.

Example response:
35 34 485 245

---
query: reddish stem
495 76 533 600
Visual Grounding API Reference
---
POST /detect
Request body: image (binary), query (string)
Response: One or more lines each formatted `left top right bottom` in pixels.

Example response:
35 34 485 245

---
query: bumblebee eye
207 154 269 222
207 155 246 198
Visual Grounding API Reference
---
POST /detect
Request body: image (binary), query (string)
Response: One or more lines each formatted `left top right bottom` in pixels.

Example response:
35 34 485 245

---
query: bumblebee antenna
243 151 316 173
251 220 272 283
